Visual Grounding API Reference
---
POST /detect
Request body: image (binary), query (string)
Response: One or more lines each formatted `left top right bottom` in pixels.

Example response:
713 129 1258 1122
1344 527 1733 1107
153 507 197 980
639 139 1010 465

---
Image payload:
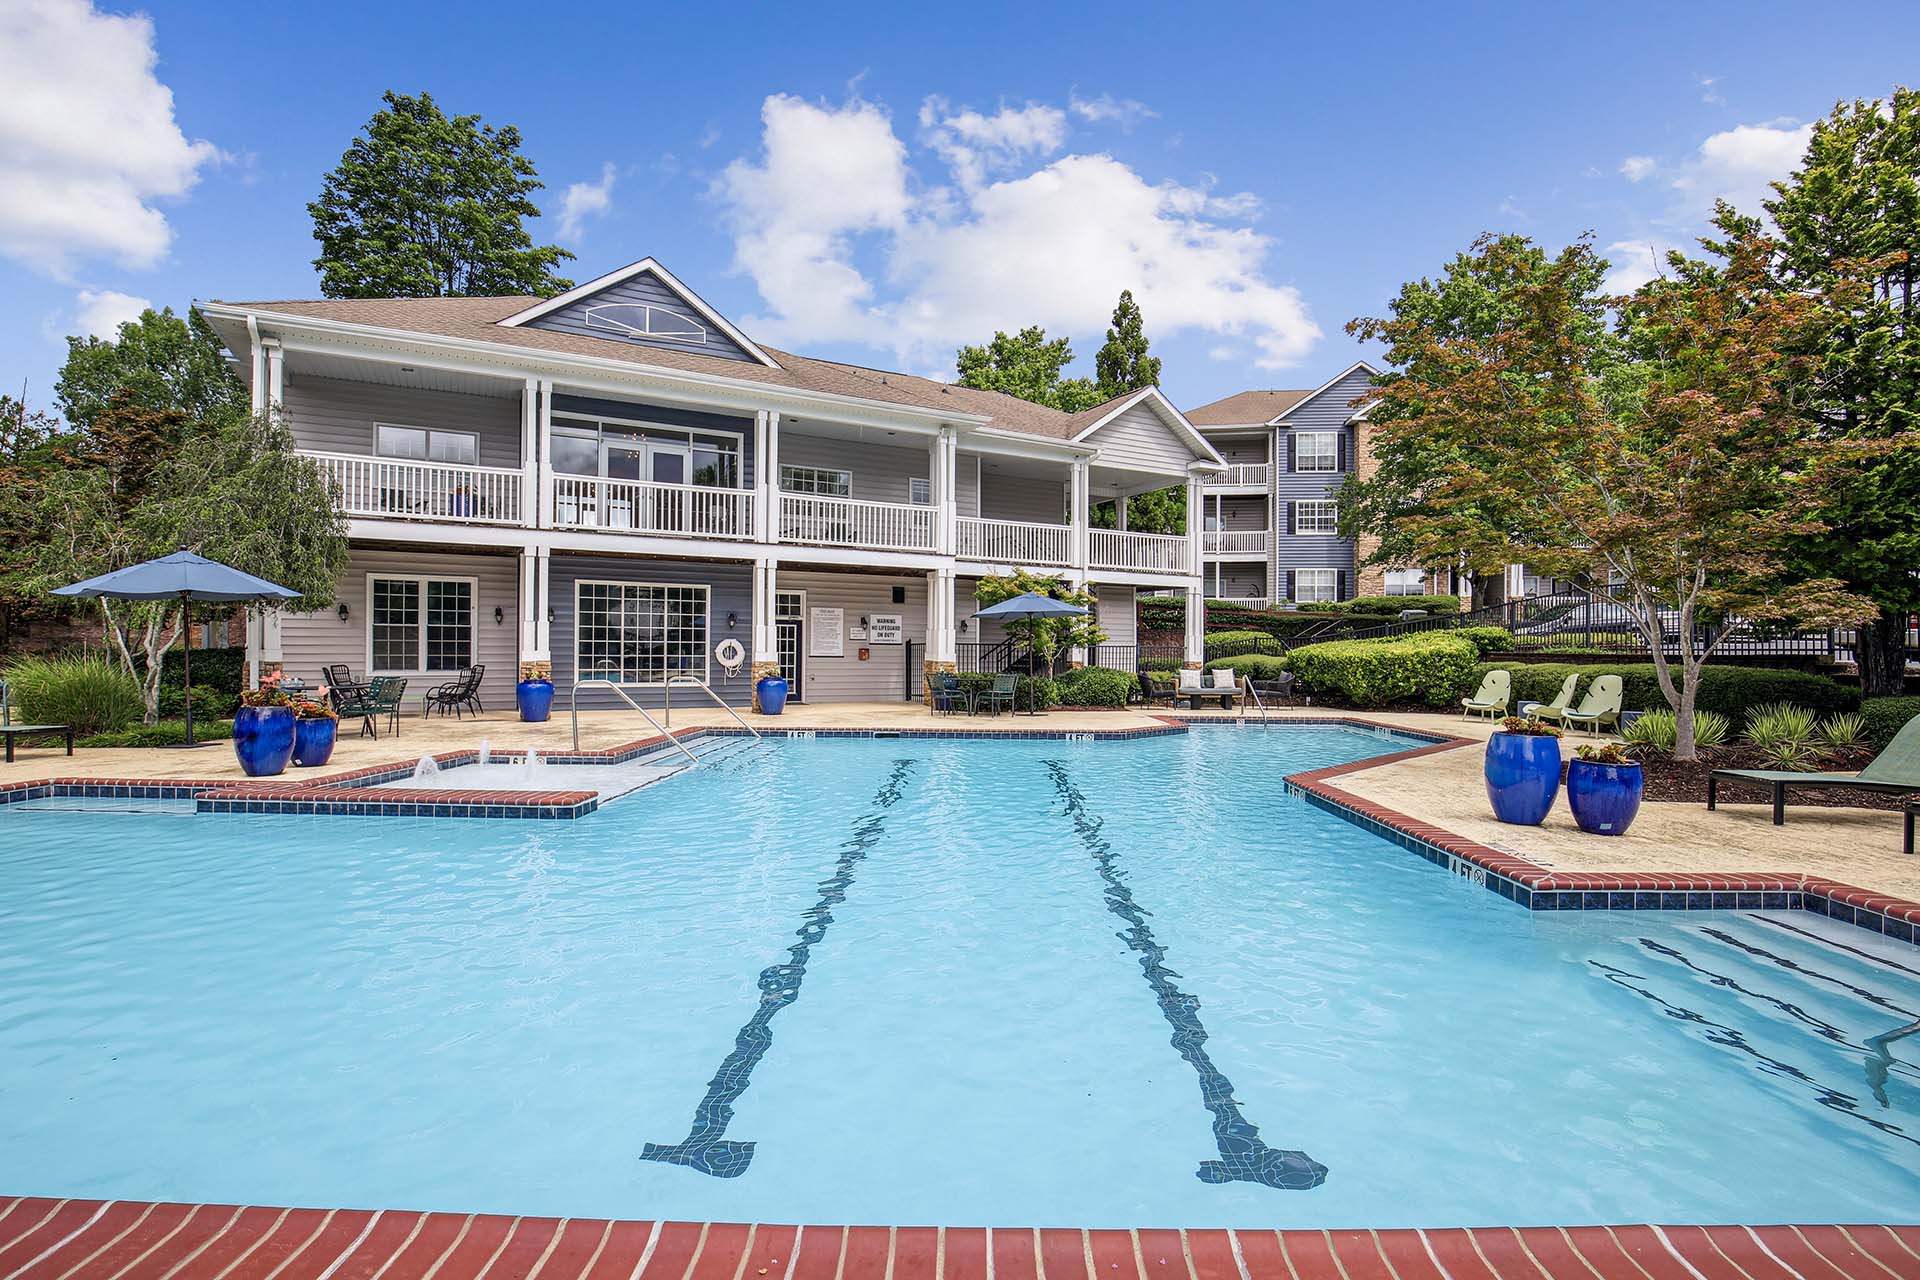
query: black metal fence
955 640 1180 675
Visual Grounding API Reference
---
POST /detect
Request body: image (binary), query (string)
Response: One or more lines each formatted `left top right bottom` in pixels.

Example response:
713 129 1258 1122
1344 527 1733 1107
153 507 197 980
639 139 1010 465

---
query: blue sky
4 0 1917 416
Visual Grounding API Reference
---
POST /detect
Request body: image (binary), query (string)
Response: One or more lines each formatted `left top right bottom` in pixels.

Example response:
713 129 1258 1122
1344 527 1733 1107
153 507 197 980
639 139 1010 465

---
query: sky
3 0 1918 418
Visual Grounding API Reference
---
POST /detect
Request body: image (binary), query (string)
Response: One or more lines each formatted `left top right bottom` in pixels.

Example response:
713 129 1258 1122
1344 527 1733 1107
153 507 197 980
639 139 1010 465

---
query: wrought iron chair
423 665 485 719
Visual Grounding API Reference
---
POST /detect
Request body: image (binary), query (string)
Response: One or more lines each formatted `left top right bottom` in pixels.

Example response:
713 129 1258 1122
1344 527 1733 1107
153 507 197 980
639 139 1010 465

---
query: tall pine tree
1088 291 1183 533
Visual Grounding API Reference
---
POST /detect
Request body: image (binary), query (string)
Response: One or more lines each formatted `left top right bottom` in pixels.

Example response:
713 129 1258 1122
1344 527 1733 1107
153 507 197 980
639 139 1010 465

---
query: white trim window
1384 569 1428 596
376 423 478 466
576 581 709 685
908 477 932 505
1294 569 1339 604
368 575 475 673
1293 431 1338 473
781 464 852 497
1295 499 1339 534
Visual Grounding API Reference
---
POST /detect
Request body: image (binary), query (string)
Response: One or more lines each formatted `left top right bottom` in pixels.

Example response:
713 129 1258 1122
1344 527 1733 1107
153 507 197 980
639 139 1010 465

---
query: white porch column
520 378 539 528
248 331 268 414
535 379 555 530
763 411 782 545
529 546 552 663
932 426 957 555
1116 495 1128 531
1184 473 1202 577
263 340 285 412
518 548 539 656
1184 585 1205 669
753 411 771 543
243 610 263 690
1184 472 1205 668
927 567 957 663
1070 458 1091 576
751 559 780 665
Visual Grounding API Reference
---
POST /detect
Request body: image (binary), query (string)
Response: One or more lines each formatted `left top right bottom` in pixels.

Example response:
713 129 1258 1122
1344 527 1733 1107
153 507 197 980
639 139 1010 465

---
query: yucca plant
1819 711 1868 749
2 652 143 736
1744 702 1819 751
1691 709 1731 748
1624 708 1729 756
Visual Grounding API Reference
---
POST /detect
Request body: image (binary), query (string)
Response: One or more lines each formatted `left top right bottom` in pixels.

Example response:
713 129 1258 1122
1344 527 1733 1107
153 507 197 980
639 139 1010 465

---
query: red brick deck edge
1280 716 1920 938
0 1201 1912 1280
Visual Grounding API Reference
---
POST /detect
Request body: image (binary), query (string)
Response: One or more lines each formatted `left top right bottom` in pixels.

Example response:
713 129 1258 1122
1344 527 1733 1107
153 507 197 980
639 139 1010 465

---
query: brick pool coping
0 1198 1912 1280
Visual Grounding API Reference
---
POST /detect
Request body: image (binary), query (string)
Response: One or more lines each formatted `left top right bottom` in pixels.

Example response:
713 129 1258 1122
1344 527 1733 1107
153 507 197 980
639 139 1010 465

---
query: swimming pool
1 726 1914 1227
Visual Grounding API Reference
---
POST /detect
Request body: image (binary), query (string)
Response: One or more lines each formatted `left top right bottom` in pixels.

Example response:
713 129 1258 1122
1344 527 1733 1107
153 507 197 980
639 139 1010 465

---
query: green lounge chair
336 675 407 738
979 674 1017 716
1560 674 1624 736
1525 673 1582 724
1461 669 1511 720
1710 713 1920 826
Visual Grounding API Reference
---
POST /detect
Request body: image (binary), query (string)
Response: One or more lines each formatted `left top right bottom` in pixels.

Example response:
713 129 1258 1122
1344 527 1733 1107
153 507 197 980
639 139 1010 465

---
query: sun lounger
1709 714 1920 825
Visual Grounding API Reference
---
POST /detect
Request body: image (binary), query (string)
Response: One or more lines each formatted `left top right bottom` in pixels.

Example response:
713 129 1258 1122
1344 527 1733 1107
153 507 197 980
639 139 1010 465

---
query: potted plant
517 659 555 723
1484 715 1563 825
290 699 339 768
232 688 296 777
1566 741 1644 837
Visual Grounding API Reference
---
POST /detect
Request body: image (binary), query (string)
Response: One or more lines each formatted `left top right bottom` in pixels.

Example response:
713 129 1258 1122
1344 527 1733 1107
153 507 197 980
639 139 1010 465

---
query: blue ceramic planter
292 715 337 768
756 676 789 716
1484 731 1561 825
517 677 554 723
1567 760 1644 836
232 704 295 777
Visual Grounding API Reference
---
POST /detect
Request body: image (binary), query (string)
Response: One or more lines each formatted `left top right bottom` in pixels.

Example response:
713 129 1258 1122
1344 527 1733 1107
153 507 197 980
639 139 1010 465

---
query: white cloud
73 287 151 338
1696 73 1724 106
1672 120 1811 218
1068 93 1157 129
918 98 1068 190
1619 155 1657 182
714 95 1320 371
0 0 221 276
556 161 616 241
1600 239 1676 295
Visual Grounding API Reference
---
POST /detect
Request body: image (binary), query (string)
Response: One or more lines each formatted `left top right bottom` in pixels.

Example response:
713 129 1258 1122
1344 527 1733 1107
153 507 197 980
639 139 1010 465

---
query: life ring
713 638 746 675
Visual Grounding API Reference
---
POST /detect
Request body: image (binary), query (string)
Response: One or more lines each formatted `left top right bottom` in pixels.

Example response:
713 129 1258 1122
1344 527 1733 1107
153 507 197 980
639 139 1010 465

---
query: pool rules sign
809 607 844 657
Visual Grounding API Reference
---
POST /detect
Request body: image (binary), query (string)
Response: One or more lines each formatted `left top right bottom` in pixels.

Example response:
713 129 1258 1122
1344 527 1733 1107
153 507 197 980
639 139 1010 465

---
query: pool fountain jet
411 755 441 780
521 748 543 782
477 739 491 765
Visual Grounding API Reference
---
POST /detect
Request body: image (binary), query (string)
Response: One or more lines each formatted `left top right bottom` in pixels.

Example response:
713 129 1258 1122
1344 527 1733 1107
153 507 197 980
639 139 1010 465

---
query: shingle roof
213 294 1092 440
1182 388 1310 426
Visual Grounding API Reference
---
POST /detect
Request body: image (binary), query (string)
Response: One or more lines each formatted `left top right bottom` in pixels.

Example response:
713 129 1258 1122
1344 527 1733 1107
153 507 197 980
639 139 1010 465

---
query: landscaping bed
1632 743 1903 810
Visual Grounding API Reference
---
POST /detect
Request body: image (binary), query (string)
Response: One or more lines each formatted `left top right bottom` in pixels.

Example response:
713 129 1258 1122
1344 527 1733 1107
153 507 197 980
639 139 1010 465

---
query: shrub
3 652 144 736
1204 630 1286 660
1861 697 1920 751
1454 626 1516 657
1742 702 1820 752
1056 667 1136 707
1286 633 1480 707
78 718 236 748
956 672 1057 711
1621 708 1730 754
1343 594 1461 615
1205 654 1289 681
159 683 239 719
1471 662 1856 732
1818 711 1867 749
139 645 248 695
1139 655 1184 673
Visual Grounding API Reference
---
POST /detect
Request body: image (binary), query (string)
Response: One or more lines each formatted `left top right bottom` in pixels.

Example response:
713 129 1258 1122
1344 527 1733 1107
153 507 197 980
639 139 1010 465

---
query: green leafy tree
1731 87 1920 697
310 90 575 299
955 326 1105 412
0 396 71 650
24 404 349 723
1345 232 1873 758
973 570 1105 670
1094 289 1161 397
55 307 247 437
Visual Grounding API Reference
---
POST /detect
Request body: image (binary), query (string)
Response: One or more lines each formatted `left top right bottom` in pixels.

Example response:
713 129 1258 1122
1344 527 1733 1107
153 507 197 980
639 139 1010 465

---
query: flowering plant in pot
1567 741 1643 837
290 699 339 768
233 688 296 777
1484 716 1563 825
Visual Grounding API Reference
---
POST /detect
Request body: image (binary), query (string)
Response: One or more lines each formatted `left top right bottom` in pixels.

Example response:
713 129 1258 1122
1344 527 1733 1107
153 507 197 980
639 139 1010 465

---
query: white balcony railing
1206 463 1272 487
780 492 938 552
956 516 1072 567
306 450 524 525
551 476 754 539
1204 529 1270 555
1090 528 1190 574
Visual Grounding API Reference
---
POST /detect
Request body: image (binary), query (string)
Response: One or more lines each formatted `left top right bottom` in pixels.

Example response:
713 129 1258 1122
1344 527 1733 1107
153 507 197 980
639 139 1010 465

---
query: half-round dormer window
583 303 708 344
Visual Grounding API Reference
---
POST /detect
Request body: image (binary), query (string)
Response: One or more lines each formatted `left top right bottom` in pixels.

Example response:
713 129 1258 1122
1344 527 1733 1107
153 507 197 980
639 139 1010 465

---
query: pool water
1 727 1915 1227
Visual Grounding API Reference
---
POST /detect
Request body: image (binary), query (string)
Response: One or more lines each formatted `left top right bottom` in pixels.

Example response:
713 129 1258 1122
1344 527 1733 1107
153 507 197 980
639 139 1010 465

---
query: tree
955 326 1105 412
1345 232 1874 759
973 570 1105 671
55 307 247 437
309 90 575 299
1094 289 1162 398
1738 88 1920 697
0 396 71 650
24 405 349 722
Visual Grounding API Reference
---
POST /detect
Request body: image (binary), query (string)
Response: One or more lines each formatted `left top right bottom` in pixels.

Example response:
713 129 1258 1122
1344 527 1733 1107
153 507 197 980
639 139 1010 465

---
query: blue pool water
1 726 1915 1227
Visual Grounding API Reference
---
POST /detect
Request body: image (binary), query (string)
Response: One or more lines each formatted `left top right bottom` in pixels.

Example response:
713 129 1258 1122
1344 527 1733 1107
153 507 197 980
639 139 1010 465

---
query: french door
775 591 804 702
602 439 690 530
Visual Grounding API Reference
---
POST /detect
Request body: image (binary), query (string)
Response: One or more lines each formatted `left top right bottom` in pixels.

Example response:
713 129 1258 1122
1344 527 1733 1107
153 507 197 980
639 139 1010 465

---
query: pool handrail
1243 676 1269 726
663 674 761 739
570 677 701 763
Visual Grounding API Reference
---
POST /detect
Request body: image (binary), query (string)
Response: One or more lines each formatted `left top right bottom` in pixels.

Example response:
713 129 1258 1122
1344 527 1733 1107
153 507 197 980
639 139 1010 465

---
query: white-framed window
575 581 709 685
1293 431 1338 473
376 423 478 466
908 477 932 505
368 575 475 673
1294 569 1339 604
1294 499 1339 534
549 413 744 487
781 465 852 497
1385 569 1428 596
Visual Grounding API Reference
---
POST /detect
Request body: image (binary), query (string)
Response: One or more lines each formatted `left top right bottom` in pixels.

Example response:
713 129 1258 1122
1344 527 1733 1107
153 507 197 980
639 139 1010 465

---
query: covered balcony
1204 529 1269 556
307 451 526 525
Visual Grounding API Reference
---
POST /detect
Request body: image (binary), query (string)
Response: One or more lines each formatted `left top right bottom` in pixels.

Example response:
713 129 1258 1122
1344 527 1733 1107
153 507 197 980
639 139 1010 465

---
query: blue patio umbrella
53 550 299 747
972 591 1089 714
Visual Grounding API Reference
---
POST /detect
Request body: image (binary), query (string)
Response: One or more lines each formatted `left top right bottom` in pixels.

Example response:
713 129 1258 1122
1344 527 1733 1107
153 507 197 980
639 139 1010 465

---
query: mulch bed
1634 743 1902 810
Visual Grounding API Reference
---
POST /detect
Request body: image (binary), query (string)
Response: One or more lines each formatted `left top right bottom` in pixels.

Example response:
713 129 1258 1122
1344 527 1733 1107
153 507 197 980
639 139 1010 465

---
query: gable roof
495 258 781 368
1184 388 1310 427
1068 385 1226 469
1269 359 1380 422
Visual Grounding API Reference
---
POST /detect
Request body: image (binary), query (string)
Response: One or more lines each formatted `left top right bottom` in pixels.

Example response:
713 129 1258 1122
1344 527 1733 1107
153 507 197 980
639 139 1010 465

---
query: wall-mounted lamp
726 611 739 630
959 618 969 634
547 606 556 624
494 606 505 625
860 615 870 628
337 603 350 622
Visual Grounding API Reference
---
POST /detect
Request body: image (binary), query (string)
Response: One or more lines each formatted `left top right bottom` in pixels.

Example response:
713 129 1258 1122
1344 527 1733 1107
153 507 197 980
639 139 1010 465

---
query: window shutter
1287 433 1297 472
1285 501 1295 535
1285 570 1296 603
1337 431 1347 472
1337 570 1349 600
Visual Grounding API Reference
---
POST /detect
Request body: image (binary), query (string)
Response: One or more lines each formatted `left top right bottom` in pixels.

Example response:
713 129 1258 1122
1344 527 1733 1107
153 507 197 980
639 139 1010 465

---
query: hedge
1286 634 1481 707
141 646 248 694
1470 662 1859 730
1204 654 1289 681
956 671 1057 711
1342 594 1461 615
1455 626 1516 657
78 718 236 748
1137 598 1402 640
1203 630 1287 660
1862 696 1920 751
1056 666 1137 707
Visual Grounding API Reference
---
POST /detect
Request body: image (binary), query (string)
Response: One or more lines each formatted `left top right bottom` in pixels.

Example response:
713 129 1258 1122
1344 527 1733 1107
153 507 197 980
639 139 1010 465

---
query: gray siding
283 376 523 467
547 555 754 709
979 473 1067 523
1093 583 1136 648
1211 563 1269 601
551 392 757 486
1207 434 1270 466
525 271 761 363
778 433 931 506
955 452 982 518
777 570 926 703
276 548 521 712
1272 366 1372 599
1084 401 1194 473
1212 495 1268 532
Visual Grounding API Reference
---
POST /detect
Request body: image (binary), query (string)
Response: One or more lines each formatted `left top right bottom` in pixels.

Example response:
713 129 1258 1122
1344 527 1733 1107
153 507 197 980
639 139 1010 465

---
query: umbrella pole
180 591 195 747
